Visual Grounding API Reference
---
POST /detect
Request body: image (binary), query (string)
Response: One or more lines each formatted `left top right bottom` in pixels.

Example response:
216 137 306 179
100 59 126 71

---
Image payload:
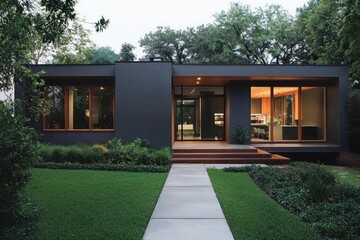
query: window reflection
44 86 65 129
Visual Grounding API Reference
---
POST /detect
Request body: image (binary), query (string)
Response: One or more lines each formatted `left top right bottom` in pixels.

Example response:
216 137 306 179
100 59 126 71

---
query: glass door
175 86 225 141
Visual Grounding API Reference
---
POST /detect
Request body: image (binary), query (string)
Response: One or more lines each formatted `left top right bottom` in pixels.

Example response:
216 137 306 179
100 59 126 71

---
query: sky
76 0 310 58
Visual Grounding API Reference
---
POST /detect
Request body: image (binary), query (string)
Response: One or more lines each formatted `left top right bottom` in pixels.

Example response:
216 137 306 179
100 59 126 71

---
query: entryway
174 86 225 141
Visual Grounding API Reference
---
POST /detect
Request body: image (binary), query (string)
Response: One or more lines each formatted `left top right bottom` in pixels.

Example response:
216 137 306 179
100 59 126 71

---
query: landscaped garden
26 168 167 240
209 162 360 240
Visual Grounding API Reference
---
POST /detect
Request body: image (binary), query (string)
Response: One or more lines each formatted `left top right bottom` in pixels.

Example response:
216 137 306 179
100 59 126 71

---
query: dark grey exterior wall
228 82 251 144
115 62 172 148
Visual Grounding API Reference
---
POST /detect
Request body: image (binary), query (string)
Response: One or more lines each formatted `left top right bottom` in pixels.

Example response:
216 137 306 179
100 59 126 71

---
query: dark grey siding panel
40 132 115 144
115 63 172 148
228 81 251 144
326 81 340 145
30 64 115 77
173 65 347 78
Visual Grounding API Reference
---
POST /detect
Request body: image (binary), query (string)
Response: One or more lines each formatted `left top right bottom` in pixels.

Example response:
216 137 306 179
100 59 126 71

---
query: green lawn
326 166 360 187
26 169 167 240
208 169 321 240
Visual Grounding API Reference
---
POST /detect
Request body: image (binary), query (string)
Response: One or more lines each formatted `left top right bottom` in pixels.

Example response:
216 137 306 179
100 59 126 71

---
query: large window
44 85 114 130
250 86 326 142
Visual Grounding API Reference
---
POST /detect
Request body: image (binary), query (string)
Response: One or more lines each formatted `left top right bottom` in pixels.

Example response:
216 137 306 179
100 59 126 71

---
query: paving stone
165 166 212 187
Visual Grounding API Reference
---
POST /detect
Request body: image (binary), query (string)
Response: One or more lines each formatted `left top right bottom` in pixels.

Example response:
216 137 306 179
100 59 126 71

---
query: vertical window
250 87 270 141
273 87 298 141
44 86 65 129
301 87 325 140
91 86 114 129
69 86 89 129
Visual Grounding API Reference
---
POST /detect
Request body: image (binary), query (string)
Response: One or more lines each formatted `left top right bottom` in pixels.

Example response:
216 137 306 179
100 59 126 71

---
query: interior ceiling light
197 77 202 81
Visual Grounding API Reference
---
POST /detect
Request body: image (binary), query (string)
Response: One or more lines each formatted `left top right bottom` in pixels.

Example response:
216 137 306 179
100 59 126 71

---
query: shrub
33 162 170 173
247 162 360 239
106 138 171 166
38 144 104 164
0 101 40 239
232 124 250 144
151 147 172 165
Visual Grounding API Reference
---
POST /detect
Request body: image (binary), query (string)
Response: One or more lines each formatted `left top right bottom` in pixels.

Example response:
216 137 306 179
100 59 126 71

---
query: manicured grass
326 166 360 187
26 169 167 240
208 169 320 240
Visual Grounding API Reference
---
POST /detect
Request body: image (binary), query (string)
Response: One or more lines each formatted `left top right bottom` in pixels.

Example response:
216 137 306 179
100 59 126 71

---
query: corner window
43 85 114 131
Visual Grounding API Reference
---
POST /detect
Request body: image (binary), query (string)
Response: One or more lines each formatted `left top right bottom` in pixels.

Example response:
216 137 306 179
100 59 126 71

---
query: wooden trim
270 87 274 142
88 87 92 130
298 87 302 141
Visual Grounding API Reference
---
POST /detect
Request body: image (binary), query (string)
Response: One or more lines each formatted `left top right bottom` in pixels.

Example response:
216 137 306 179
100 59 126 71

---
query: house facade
20 63 348 158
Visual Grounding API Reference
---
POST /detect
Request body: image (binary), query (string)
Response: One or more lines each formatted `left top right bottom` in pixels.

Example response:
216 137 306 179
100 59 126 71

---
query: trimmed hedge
38 138 172 167
33 162 170 173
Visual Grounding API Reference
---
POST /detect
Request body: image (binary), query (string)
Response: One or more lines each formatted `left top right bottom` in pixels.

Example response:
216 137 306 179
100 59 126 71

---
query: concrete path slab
151 187 225 219
144 219 234 240
143 164 234 240
165 166 212 187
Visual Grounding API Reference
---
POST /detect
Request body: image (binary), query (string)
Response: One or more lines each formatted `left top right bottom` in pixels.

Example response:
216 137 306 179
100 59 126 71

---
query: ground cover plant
37 138 172 171
26 168 167 240
208 169 320 240
233 162 360 239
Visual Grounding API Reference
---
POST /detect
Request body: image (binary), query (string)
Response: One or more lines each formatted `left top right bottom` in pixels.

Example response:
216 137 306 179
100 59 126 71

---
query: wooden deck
172 141 290 165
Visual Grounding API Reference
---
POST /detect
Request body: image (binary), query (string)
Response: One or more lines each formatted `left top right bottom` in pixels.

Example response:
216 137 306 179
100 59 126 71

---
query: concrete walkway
143 164 234 240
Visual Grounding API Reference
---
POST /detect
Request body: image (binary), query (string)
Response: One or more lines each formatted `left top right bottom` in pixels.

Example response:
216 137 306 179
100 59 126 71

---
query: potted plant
232 124 250 144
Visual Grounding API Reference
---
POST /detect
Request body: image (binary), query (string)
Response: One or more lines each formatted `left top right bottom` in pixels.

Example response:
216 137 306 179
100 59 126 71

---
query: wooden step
172 152 271 159
172 148 258 153
172 155 290 164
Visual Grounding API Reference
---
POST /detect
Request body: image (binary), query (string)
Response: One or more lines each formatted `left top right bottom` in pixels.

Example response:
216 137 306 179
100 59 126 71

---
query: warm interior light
197 77 202 81
100 86 104 90
196 81 200 84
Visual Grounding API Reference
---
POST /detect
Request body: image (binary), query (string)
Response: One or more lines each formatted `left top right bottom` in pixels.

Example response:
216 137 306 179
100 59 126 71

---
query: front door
175 86 225 141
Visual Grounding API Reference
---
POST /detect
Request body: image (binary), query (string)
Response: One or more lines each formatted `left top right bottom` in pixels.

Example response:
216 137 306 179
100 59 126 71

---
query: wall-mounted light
85 109 90 117
196 81 200 84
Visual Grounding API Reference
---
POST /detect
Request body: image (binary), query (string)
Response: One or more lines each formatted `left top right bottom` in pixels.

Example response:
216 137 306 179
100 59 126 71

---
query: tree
188 24 244 64
0 1 108 238
86 47 119 64
119 43 136 61
51 21 95 64
214 3 303 64
140 26 192 63
341 0 360 83
296 0 345 65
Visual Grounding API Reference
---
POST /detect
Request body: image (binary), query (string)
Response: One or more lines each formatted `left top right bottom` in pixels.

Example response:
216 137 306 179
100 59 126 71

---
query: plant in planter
232 124 250 144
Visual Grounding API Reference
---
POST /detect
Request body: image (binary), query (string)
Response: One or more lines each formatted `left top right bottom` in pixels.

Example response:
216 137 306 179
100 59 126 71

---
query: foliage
51 21 95 64
38 144 104 164
33 162 170 173
38 138 172 166
208 170 320 239
106 138 171 166
119 43 136 61
214 4 303 64
0 101 40 240
296 0 344 65
248 162 360 239
232 124 250 144
86 46 119 64
341 0 360 82
26 168 167 239
140 26 192 63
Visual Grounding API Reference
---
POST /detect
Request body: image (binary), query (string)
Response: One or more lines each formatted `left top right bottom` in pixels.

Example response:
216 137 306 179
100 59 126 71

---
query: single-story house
16 62 348 161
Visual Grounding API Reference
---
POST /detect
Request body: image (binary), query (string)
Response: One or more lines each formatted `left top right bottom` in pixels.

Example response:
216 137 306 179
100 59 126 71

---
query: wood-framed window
250 86 326 142
43 85 114 131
